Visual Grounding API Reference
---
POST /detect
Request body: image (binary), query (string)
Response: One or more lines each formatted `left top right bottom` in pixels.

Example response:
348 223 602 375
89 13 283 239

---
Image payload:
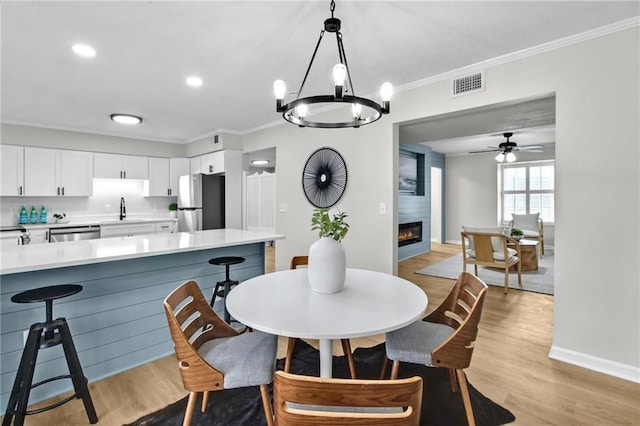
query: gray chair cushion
385 320 455 366
198 331 277 389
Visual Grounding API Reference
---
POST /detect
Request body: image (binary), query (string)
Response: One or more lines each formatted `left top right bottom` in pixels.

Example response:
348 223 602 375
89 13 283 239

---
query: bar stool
3 284 98 426
208 256 245 324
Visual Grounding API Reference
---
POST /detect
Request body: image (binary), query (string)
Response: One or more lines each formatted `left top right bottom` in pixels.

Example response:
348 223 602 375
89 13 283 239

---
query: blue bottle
30 206 38 224
19 205 27 224
40 205 48 223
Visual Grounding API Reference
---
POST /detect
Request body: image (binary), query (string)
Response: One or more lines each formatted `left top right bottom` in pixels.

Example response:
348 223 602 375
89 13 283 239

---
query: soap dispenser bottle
30 205 38 224
19 205 28 224
40 205 48 223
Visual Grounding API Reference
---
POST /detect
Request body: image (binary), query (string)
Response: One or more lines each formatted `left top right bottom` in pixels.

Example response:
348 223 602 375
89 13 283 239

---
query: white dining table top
226 268 428 340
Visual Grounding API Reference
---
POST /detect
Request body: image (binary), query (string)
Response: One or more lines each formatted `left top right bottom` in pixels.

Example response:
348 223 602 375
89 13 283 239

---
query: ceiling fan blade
469 148 499 154
516 145 544 152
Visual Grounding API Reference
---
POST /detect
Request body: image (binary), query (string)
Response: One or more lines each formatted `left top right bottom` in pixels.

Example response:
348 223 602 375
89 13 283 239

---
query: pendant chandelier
273 0 392 129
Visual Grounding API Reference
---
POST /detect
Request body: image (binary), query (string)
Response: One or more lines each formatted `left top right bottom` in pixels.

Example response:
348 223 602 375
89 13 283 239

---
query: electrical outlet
379 202 386 215
279 203 288 213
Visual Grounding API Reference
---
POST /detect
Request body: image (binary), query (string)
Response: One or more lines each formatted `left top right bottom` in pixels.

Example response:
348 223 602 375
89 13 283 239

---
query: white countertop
0 229 284 275
18 216 177 230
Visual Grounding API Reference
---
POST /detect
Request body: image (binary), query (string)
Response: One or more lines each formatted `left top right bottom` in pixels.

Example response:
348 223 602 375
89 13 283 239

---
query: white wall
444 146 556 247
242 26 640 381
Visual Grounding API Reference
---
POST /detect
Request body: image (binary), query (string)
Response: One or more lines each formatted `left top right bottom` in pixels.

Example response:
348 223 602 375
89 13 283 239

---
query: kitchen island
0 229 283 409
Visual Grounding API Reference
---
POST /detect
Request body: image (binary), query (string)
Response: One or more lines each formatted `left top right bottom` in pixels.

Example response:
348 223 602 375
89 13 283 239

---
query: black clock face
302 147 348 208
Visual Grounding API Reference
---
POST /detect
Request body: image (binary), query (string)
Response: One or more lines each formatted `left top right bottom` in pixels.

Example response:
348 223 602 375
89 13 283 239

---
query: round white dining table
226 268 428 378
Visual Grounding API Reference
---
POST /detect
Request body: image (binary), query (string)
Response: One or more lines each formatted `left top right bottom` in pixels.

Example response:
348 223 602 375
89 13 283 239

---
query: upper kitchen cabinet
94 153 148 179
0 145 24 196
24 147 94 196
189 150 238 175
147 157 189 196
169 158 189 194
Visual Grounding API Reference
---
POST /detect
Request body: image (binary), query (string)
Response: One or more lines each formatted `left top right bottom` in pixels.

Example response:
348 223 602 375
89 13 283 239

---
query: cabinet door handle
209 165 213 173
124 171 126 179
61 187 65 196
168 188 171 196
19 186 22 195
57 187 60 196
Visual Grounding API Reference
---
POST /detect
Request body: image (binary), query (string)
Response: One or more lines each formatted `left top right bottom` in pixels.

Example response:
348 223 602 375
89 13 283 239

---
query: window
500 160 554 223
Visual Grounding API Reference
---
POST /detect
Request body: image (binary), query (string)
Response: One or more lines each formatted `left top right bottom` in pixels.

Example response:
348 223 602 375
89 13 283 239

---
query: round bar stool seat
3 284 98 425
208 256 245 324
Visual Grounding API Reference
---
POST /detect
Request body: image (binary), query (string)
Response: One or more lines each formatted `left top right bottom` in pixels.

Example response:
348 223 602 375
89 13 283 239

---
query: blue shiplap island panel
0 241 268 409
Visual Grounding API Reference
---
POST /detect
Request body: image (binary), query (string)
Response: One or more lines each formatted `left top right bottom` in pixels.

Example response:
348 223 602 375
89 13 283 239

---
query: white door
430 167 442 243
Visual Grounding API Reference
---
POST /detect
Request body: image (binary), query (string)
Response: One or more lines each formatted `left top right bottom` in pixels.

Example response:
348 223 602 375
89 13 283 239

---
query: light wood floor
8 243 640 425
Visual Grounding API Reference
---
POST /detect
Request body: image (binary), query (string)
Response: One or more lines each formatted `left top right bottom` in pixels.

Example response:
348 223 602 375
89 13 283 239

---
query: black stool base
3 318 98 426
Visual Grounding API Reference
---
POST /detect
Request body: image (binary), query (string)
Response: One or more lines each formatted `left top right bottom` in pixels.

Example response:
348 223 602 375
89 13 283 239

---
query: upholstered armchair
510 213 544 257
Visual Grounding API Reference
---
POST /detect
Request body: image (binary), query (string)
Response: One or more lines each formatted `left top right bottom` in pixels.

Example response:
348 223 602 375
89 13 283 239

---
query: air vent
452 72 484 96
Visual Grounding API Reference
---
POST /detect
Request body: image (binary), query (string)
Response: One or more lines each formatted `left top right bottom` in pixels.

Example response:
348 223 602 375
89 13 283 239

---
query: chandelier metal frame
274 0 391 129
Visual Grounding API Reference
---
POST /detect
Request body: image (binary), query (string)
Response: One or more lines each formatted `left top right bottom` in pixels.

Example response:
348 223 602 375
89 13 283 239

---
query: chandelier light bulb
333 64 347 86
296 104 308 119
380 82 393 102
351 103 362 118
506 152 517 163
273 80 286 100
495 152 505 162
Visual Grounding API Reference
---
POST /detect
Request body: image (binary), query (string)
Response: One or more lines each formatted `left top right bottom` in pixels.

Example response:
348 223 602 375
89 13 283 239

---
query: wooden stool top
11 284 83 304
208 256 245 266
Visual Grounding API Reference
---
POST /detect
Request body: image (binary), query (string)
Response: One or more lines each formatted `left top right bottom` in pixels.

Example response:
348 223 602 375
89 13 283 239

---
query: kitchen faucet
120 197 126 220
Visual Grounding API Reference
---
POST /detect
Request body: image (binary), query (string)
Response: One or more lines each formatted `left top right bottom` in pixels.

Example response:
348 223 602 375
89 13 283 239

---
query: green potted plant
308 208 350 294
311 208 349 242
510 227 524 241
169 202 178 218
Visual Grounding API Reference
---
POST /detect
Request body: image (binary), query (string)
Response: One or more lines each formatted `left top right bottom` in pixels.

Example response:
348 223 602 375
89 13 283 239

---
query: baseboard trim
549 345 640 383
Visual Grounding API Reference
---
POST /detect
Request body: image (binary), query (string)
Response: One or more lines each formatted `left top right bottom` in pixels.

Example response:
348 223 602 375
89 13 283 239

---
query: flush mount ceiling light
186 76 203 87
71 43 96 58
110 114 143 125
251 160 270 165
273 0 392 129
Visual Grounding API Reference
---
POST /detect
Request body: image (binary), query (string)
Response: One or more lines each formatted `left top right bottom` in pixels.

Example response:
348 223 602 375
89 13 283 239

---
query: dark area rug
126 339 515 426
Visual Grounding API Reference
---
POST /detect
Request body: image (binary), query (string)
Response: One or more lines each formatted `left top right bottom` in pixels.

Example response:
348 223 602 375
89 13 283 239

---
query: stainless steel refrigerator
177 174 225 232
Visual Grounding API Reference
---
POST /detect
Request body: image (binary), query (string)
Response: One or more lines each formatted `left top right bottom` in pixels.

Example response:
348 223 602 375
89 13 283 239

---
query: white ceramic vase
308 236 346 294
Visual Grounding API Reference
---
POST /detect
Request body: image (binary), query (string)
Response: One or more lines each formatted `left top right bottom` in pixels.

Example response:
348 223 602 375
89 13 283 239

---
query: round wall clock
302 147 348 208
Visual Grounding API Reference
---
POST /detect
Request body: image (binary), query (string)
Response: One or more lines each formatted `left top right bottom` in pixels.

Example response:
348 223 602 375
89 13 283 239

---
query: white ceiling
2 1 638 145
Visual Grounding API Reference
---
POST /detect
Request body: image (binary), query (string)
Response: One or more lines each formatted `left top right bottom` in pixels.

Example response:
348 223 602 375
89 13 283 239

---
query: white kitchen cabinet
201 151 225 175
24 147 94 196
155 221 176 233
148 157 170 196
190 156 202 175
94 153 148 179
100 223 156 238
148 157 189 196
28 229 49 244
0 145 24 196
169 157 189 195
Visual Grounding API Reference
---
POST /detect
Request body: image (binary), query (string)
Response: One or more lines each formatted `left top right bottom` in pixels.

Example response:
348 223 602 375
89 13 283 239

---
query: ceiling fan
469 132 544 162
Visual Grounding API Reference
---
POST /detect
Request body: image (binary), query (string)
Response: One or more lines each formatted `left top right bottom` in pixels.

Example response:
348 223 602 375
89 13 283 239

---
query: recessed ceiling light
110 114 143 125
252 160 270 165
71 43 96 58
186 76 203 87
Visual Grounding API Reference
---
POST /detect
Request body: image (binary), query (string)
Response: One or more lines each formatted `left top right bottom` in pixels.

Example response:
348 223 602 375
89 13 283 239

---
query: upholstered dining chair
461 228 522 294
510 212 544 257
164 280 276 426
380 272 488 426
284 256 357 378
272 370 423 425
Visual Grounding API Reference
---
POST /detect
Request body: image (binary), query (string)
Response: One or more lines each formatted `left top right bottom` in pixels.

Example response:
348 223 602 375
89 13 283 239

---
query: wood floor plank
5 243 639 425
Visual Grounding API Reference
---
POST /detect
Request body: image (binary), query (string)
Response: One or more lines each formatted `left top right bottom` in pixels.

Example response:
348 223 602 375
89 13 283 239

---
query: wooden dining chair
381 272 488 426
272 370 423 425
164 280 277 426
285 256 357 378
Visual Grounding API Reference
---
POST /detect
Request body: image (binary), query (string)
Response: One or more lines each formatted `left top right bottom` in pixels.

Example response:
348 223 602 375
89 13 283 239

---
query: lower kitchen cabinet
100 223 156 238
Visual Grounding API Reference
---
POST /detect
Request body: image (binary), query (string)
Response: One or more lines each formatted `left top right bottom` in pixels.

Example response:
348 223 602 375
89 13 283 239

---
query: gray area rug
416 252 554 295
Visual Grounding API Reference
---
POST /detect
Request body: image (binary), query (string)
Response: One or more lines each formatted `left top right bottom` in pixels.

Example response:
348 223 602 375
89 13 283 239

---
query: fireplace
398 221 423 247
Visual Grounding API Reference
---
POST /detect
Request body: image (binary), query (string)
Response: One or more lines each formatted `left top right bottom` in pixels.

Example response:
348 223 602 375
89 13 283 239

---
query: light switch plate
279 203 288 213
379 202 386 215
